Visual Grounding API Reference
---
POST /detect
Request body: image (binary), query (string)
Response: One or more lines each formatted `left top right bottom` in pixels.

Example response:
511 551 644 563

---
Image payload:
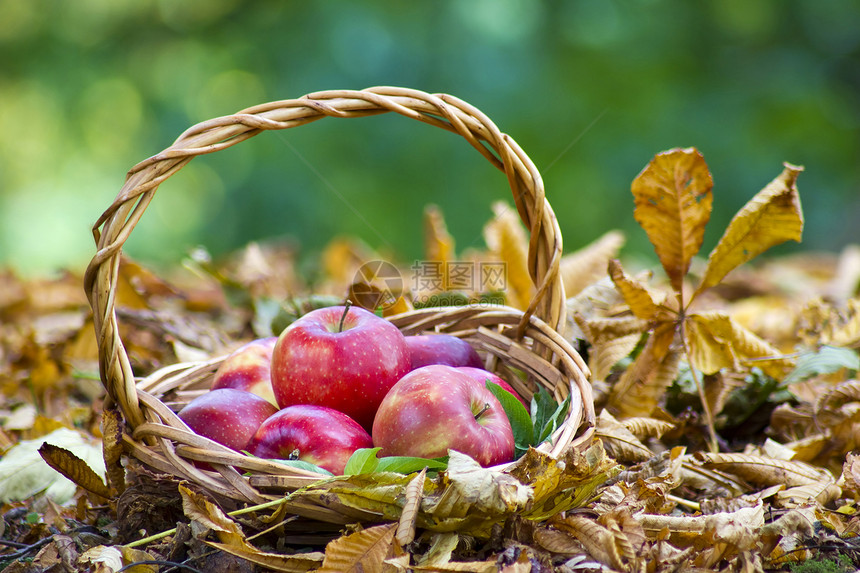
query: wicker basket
83 87 595 513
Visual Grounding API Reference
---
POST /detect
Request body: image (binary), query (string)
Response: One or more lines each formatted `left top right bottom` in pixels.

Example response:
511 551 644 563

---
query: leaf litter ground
2 148 860 572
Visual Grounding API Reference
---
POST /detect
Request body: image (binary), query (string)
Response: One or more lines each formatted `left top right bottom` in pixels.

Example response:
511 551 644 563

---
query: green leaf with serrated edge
343 448 382 475
486 381 533 454
376 456 448 474
537 395 571 445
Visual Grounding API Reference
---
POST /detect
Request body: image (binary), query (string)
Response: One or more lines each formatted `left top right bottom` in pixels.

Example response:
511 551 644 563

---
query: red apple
457 366 529 409
211 337 278 406
405 334 483 370
371 365 515 467
178 388 278 452
247 405 372 474
271 305 411 430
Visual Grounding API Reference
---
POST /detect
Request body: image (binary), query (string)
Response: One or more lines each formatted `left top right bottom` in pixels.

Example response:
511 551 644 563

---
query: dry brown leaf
685 311 792 379
408 560 498 572
319 523 398 573
551 514 627 571
574 314 646 382
396 467 427 546
427 450 532 519
637 503 764 548
631 147 713 293
560 230 625 298
607 259 663 321
533 526 580 556
693 452 834 488
776 482 841 508
704 371 746 420
483 201 533 310
101 407 126 495
694 163 804 301
799 297 860 348
620 416 676 440
415 532 460 567
608 321 680 417
596 410 654 463
179 484 246 547
38 442 110 498
206 540 325 573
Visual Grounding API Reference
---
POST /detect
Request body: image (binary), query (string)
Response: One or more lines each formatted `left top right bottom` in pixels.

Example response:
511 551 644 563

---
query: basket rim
82 86 594 507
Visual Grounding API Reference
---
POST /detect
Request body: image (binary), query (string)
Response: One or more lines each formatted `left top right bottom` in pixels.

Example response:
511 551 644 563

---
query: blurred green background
1 0 858 277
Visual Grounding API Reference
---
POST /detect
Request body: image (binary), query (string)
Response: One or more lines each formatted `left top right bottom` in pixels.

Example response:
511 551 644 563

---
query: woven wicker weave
84 87 595 509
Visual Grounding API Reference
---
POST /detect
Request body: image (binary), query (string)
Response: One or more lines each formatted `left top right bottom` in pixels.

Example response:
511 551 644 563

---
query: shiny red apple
178 388 278 452
371 364 515 467
211 337 278 406
271 305 411 430
457 366 529 409
246 405 372 474
405 334 483 370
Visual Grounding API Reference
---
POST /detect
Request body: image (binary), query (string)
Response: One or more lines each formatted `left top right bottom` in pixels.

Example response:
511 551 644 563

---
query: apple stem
338 300 353 333
474 403 491 421
288 449 300 460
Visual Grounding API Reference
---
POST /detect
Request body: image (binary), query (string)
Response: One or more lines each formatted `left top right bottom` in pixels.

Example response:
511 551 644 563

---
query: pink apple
371 365 515 467
457 366 529 409
178 388 278 452
247 405 372 474
211 337 278 406
271 305 411 430
405 334 483 370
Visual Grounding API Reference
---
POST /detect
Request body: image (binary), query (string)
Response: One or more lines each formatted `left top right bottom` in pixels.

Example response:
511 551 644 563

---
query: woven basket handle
84 86 567 428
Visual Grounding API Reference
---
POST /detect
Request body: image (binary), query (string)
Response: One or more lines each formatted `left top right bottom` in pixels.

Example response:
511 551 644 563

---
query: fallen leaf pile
2 147 860 572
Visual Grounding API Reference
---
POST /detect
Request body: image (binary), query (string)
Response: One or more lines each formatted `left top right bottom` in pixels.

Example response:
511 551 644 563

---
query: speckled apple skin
211 337 278 406
271 306 411 430
405 334 484 370
178 388 278 452
372 364 515 467
457 366 529 409
247 405 372 474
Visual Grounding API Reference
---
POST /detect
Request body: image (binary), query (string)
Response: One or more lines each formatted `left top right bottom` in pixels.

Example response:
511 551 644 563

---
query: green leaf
344 448 447 475
784 345 860 385
375 456 447 474
530 386 558 432
343 447 382 475
269 459 334 476
486 381 533 456
536 395 570 445
530 386 570 444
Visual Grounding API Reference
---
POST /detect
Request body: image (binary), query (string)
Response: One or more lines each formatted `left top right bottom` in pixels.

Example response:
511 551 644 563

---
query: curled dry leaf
574 314 647 382
415 532 460 567
596 410 654 464
396 467 427 546
38 442 110 499
693 452 835 489
549 514 629 571
608 321 680 418
319 522 398 573
619 416 676 441
684 311 793 380
693 163 804 301
607 259 663 321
